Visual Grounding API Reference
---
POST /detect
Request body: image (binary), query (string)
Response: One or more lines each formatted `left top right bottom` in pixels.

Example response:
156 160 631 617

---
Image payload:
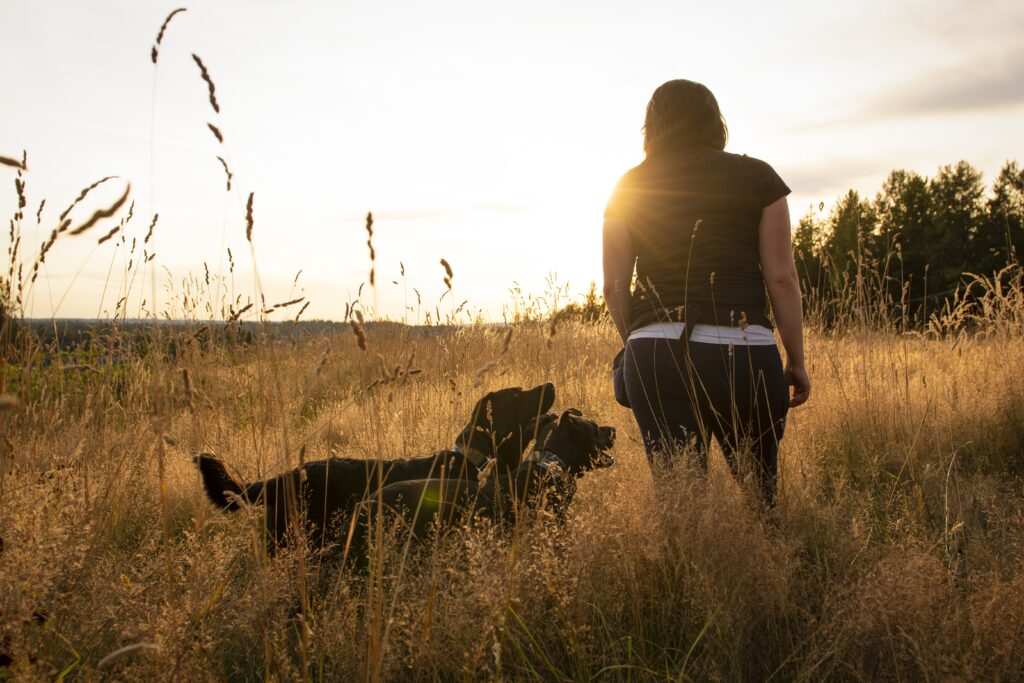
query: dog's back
192 451 470 551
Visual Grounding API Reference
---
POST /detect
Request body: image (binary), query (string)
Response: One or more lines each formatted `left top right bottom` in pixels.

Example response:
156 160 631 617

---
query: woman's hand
785 363 811 407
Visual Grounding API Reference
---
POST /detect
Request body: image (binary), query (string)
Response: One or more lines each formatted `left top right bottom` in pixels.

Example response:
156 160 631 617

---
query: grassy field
2 304 1024 681
2 11 1022 677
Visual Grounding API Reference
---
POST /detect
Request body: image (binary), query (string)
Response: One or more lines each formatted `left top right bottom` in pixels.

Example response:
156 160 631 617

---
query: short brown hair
643 79 728 156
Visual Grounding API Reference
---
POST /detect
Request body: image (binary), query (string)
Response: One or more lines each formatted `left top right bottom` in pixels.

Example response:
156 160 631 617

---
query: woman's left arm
602 217 635 344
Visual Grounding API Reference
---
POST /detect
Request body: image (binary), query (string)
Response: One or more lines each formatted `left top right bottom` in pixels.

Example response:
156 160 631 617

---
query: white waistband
628 322 776 345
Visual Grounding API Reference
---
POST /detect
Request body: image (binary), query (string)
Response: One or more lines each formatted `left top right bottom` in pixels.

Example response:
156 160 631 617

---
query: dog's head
455 382 556 468
532 409 616 475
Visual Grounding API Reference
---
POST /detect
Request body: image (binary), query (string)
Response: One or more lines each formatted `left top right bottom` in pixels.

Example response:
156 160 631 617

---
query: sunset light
6 2 1024 678
3 0 1020 321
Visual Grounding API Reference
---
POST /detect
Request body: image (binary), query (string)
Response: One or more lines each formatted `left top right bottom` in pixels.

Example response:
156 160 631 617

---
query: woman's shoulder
713 149 779 174
627 149 779 175
715 151 790 205
607 163 650 205
605 164 646 219
613 150 784 188
612 162 646 186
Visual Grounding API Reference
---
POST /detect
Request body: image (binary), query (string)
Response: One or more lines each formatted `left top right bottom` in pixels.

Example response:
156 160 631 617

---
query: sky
1 0 1022 322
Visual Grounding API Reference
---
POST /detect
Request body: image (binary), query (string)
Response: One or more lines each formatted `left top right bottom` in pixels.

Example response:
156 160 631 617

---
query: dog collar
452 443 489 471
525 449 566 472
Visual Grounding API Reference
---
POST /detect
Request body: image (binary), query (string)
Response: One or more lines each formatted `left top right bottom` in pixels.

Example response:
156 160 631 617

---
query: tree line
793 159 1024 325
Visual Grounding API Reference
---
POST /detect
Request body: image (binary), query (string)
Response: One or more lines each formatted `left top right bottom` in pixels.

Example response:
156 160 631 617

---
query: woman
602 79 810 506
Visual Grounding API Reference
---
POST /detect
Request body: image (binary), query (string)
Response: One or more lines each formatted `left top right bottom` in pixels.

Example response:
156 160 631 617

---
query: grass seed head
264 296 305 314
245 192 254 242
500 326 514 354
546 309 565 348
295 300 310 322
180 368 194 414
207 123 224 144
216 156 233 191
68 182 131 236
349 310 367 351
97 225 120 245
366 212 375 286
315 345 330 376
228 301 253 322
58 175 117 224
472 361 498 388
0 155 25 170
191 53 221 114
440 258 453 290
477 457 496 486
151 8 187 64
144 213 158 244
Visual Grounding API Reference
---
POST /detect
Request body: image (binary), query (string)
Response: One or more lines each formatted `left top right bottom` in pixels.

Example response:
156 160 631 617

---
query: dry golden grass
1 312 1024 681
2 13 1022 678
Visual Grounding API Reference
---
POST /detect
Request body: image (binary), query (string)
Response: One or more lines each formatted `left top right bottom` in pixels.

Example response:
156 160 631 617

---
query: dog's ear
474 386 521 413
558 408 586 426
528 412 558 444
536 382 556 414
468 386 521 434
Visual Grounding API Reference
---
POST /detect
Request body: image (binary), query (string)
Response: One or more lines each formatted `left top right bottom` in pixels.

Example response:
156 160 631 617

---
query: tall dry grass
1 301 1024 680
3 11 1024 680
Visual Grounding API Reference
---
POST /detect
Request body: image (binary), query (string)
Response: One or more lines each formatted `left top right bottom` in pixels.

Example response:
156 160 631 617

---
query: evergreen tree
928 161 986 292
793 208 825 292
824 190 876 281
986 160 1024 264
875 169 931 302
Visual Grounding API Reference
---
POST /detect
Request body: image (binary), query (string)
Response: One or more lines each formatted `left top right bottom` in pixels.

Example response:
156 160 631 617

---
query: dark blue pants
623 336 789 505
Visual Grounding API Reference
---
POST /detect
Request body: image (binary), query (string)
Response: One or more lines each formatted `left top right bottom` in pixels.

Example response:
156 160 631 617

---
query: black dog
194 383 555 551
347 409 615 557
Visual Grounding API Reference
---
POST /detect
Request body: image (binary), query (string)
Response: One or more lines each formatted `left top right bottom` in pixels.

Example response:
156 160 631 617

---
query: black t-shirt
605 146 790 331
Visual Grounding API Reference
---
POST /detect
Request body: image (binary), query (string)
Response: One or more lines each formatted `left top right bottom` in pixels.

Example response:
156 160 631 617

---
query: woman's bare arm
602 217 635 344
758 196 811 407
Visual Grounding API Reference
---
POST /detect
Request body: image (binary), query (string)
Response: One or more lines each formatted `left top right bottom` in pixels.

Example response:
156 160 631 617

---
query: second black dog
345 408 616 561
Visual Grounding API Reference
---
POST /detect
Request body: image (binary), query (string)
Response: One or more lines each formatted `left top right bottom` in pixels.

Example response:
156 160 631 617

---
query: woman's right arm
758 196 811 407
602 217 635 344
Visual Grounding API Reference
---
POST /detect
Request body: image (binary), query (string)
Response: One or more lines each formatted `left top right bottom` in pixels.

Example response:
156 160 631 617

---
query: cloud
911 0 1024 47
785 45 1024 133
867 50 1024 119
780 158 890 197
